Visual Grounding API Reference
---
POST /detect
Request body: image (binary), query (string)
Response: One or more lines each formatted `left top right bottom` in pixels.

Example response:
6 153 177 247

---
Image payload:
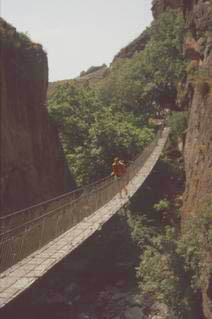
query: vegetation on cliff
0 18 41 50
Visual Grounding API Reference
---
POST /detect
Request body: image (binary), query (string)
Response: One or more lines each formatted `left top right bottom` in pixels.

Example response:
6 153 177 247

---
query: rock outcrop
151 0 183 18
113 30 150 62
0 19 75 215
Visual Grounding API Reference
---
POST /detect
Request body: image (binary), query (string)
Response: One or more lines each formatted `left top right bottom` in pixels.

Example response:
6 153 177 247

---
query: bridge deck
0 128 170 308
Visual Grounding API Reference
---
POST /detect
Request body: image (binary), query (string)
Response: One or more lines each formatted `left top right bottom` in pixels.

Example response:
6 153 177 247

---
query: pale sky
1 1 153 82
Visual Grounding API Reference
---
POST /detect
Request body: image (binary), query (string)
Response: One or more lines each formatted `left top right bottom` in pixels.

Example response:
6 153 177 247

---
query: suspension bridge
0 127 170 308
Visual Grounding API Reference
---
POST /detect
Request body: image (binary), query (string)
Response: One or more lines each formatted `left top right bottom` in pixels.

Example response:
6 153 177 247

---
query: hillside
48 64 108 98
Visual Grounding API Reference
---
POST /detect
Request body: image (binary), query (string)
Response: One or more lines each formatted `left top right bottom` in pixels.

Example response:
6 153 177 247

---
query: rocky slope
0 19 75 215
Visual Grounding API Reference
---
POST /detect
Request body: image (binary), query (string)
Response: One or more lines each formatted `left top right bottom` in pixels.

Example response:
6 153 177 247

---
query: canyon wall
0 19 75 215
181 2 212 318
180 1 212 216
153 1 212 318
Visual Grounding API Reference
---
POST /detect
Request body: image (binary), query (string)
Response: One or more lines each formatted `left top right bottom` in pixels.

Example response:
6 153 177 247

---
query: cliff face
181 2 212 317
0 19 75 215
179 1 212 217
151 1 212 317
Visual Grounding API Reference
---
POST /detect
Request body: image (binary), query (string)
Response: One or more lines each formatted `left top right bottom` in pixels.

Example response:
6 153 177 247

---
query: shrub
166 111 188 145
18 32 31 44
133 219 203 318
131 199 212 318
177 200 212 291
154 199 170 212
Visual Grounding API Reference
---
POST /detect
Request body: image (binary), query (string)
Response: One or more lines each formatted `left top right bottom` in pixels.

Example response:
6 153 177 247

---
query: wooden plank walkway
0 127 170 308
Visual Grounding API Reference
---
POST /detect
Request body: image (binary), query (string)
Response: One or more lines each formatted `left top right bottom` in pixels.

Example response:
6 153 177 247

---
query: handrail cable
0 129 159 221
0 127 169 273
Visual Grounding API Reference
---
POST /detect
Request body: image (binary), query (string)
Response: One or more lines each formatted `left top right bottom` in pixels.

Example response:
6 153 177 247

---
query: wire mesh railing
0 127 167 273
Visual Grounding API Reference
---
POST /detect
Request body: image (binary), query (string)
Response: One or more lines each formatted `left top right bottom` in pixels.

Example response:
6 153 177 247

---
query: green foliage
177 200 212 291
154 199 170 212
48 9 187 186
96 10 186 114
0 19 41 50
129 191 211 318
48 82 97 147
167 111 188 144
48 81 154 185
135 224 197 319
188 66 212 96
128 156 184 224
127 145 206 318
138 10 186 109
186 62 199 80
129 206 202 319
17 32 31 44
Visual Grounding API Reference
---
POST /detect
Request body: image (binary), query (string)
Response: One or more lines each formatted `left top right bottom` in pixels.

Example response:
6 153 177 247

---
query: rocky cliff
152 1 212 318
182 0 212 218
181 2 212 318
0 19 75 215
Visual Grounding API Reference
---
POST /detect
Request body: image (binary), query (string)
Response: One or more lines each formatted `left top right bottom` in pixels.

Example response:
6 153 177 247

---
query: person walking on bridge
111 157 128 198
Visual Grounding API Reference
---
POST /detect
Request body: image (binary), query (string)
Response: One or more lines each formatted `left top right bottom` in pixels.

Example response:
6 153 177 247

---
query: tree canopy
48 9 186 186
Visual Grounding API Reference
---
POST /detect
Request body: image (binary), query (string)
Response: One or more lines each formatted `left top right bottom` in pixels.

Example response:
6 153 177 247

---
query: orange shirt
112 161 126 177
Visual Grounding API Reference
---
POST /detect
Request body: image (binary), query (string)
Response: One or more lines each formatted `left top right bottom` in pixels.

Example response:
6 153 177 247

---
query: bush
18 32 31 44
132 218 202 319
166 111 188 145
177 200 212 291
154 199 170 212
129 199 212 318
